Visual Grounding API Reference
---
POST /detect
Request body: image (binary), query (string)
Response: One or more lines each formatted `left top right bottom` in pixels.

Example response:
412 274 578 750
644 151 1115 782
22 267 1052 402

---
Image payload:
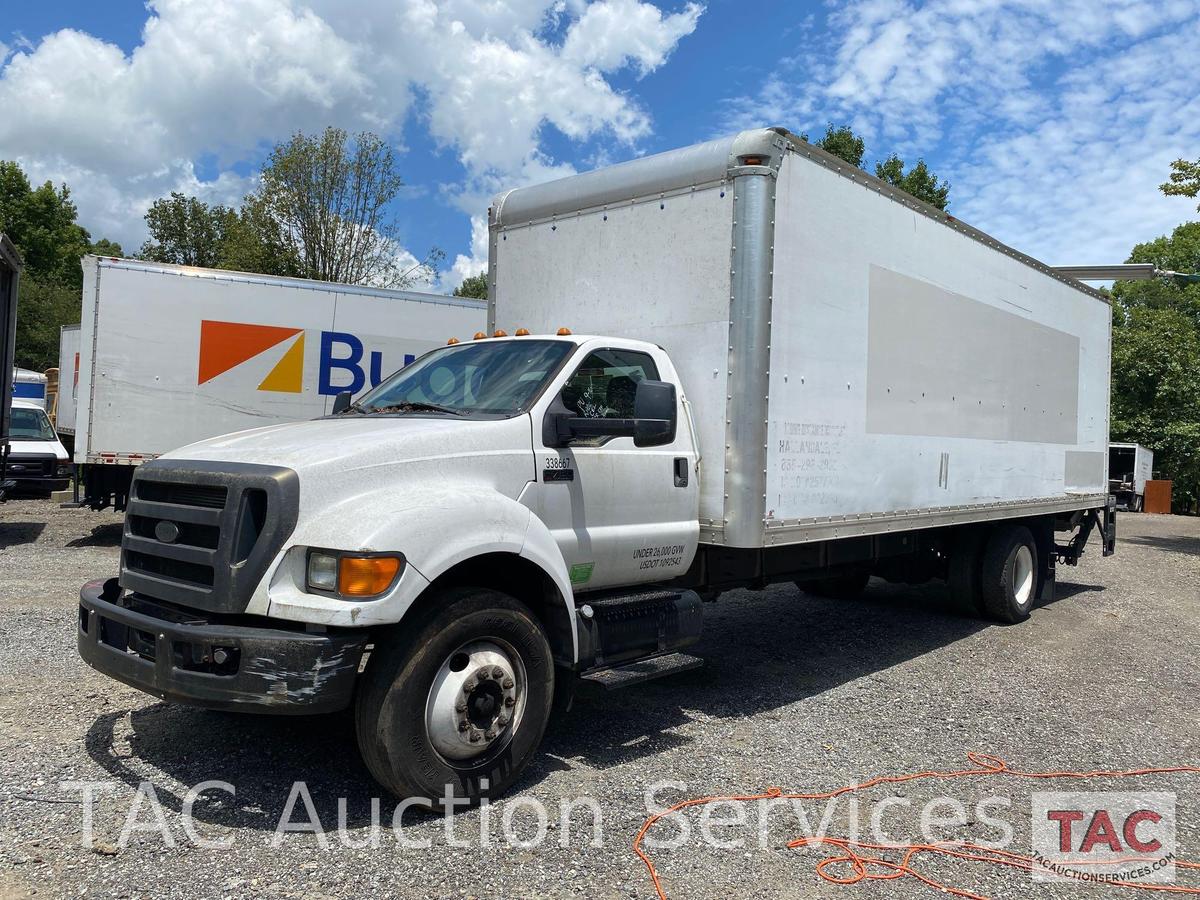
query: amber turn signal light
556 327 572 335
473 331 487 340
515 328 530 336
447 337 460 345
337 556 403 597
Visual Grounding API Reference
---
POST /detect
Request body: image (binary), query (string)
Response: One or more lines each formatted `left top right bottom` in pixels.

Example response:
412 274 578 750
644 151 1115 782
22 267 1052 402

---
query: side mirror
544 379 677 447
331 391 353 414
632 379 676 447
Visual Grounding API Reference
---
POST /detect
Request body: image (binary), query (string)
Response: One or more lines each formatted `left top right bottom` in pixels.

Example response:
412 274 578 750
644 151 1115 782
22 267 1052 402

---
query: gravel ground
0 499 1197 900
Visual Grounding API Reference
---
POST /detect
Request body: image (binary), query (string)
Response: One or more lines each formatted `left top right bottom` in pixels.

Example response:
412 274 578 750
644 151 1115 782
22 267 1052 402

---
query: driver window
560 349 659 419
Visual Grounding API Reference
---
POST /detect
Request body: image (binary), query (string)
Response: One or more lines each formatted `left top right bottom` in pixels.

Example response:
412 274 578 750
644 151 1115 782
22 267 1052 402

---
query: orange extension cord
633 752 1200 899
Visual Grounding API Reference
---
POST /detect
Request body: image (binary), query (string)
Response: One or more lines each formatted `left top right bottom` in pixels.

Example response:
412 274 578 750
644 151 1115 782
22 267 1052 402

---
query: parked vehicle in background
64 256 485 511
12 367 47 408
54 324 81 454
5 398 70 495
1 236 22 501
77 128 1116 806
1108 442 1154 511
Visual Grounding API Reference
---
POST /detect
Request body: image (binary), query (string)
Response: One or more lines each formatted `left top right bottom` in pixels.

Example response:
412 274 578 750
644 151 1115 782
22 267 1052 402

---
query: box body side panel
765 155 1110 531
84 263 484 460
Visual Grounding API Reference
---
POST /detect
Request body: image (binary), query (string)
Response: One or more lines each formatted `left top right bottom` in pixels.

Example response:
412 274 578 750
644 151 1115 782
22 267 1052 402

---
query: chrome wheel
425 639 526 763
1011 544 1034 608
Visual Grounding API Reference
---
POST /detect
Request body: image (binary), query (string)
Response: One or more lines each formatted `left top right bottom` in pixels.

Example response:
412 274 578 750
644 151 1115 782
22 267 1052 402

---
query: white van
5 398 70 495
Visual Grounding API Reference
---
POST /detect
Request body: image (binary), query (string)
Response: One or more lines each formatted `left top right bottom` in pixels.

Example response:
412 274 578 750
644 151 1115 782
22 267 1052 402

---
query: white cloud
724 0 1200 266
562 0 703 74
0 0 702 263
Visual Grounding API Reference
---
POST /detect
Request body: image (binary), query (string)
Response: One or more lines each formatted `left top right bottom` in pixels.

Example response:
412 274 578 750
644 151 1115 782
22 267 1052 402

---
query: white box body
490 128 1111 548
74 257 485 465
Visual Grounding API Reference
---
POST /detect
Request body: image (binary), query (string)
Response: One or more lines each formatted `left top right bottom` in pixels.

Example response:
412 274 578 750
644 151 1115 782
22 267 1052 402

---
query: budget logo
1031 791 1177 885
198 319 414 395
198 320 305 393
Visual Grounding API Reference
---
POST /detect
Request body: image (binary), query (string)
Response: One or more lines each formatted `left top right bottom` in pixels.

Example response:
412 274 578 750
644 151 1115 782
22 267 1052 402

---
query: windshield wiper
366 401 466 416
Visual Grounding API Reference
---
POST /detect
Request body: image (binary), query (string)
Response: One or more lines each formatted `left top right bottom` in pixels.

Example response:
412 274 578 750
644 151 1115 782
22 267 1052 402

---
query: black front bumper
78 579 368 715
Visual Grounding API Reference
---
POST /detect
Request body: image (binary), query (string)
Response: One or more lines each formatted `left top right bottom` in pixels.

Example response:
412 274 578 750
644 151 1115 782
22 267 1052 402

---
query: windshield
10 407 57 441
350 339 574 418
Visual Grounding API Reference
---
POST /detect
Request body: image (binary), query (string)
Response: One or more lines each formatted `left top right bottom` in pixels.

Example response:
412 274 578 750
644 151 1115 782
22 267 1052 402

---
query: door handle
673 457 689 488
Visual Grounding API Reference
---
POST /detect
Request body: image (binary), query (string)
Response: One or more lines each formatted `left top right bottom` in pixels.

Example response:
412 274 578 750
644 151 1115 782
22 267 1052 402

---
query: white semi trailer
78 128 1116 806
65 256 485 510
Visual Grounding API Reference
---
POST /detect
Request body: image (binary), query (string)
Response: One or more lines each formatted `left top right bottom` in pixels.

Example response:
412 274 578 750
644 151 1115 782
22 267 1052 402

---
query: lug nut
502 677 514 689
497 714 510 726
455 700 467 712
458 722 469 732
485 729 497 740
468 730 482 743
504 696 515 707
463 679 476 693
492 667 505 679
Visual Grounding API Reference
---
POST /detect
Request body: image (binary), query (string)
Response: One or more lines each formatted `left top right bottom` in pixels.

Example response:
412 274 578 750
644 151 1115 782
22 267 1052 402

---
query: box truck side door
529 344 699 592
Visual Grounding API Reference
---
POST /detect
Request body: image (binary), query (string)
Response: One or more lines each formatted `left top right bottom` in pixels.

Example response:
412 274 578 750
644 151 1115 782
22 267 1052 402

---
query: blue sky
2 0 1197 289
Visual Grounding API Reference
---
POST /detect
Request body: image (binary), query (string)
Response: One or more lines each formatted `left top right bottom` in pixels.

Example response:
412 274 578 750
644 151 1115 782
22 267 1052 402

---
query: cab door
528 344 699 592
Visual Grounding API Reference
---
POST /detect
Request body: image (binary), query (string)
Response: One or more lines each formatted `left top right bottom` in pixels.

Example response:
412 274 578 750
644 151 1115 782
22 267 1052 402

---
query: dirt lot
0 499 1197 900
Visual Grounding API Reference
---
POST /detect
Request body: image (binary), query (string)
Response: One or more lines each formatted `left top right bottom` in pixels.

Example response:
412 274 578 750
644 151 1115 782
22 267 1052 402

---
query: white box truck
1108 442 1153 511
78 128 1116 806
66 256 485 510
56 323 80 440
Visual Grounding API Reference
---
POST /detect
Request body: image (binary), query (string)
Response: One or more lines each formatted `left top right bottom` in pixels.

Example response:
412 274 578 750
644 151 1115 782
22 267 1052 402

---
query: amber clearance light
307 551 403 598
338 556 403 597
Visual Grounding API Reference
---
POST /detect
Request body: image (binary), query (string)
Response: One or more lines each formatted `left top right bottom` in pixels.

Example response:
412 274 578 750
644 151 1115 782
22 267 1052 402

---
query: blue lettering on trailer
319 330 415 396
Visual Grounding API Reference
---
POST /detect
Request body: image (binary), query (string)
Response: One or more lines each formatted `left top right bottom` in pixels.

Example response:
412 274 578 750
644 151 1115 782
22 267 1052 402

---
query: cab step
580 652 703 690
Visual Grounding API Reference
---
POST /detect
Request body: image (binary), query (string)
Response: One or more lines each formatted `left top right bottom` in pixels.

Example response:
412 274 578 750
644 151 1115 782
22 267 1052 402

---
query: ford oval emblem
154 521 181 544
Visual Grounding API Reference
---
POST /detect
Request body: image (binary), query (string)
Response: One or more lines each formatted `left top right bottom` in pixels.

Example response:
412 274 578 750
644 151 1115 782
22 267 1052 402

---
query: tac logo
197 320 414 396
1031 791 1177 884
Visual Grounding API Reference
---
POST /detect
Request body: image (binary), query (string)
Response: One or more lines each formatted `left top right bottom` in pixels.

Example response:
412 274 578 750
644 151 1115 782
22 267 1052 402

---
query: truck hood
159 414 534 480
8 438 68 460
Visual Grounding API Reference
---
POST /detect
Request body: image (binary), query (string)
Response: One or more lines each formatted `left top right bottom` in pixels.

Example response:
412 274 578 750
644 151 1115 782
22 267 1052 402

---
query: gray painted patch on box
866 266 1080 444
1065 450 1105 488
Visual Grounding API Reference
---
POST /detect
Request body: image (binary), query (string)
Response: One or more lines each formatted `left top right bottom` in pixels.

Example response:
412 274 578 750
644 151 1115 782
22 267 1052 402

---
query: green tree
874 155 951 210
797 125 950 210
13 278 78 371
247 127 442 287
0 160 93 287
215 198 301 278
1109 222 1200 329
1109 305 1200 512
89 238 124 258
1160 158 1200 211
0 160 123 369
453 272 488 300
802 124 865 168
139 192 233 267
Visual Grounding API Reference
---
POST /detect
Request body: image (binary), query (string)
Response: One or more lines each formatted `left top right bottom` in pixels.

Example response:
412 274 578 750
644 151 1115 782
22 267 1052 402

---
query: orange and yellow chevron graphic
197 320 305 393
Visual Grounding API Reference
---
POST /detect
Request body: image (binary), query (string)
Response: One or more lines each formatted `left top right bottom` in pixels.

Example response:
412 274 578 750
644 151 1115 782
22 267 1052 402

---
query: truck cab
79 332 704 804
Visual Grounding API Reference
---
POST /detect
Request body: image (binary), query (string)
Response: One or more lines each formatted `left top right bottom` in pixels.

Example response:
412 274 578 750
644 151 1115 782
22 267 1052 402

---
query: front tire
354 588 554 806
980 525 1038 624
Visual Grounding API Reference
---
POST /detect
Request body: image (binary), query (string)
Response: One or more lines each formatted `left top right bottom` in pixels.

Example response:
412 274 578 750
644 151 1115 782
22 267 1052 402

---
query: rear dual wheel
948 523 1039 624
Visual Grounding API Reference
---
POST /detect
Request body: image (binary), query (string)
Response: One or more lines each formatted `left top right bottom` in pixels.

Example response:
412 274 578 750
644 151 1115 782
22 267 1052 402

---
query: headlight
306 552 339 591
306 550 403 598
